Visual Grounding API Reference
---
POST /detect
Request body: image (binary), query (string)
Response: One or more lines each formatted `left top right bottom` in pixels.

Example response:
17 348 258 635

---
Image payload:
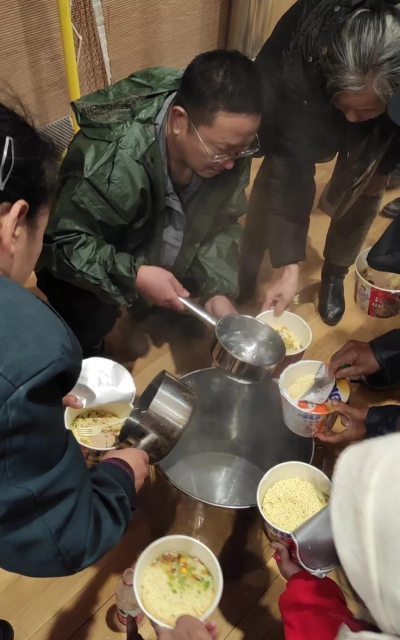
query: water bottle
115 568 144 631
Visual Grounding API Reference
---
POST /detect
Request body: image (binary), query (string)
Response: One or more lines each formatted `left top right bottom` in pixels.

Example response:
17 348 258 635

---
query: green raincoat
41 67 251 307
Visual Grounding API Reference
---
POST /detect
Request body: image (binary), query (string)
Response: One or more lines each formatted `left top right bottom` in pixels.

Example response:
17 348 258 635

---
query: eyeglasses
189 119 260 163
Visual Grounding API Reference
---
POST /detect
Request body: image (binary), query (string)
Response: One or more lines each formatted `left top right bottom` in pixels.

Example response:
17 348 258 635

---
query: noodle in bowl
134 535 223 628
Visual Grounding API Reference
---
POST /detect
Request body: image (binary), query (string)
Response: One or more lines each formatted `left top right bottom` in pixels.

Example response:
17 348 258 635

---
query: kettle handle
178 297 217 329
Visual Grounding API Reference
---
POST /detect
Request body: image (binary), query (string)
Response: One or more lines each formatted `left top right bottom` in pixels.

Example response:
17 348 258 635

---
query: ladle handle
178 297 217 329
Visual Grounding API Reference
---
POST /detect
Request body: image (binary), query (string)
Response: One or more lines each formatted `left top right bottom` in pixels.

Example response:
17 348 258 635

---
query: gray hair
323 8 400 105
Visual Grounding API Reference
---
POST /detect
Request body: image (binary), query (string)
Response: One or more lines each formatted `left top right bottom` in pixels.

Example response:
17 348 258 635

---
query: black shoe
0 621 14 640
318 264 348 326
381 197 400 219
387 167 400 190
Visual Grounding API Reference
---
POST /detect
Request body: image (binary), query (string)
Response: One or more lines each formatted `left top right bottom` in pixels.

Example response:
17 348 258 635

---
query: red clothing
279 571 372 640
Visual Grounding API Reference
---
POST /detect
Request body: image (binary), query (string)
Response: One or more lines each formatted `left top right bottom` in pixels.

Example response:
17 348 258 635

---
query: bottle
115 568 144 632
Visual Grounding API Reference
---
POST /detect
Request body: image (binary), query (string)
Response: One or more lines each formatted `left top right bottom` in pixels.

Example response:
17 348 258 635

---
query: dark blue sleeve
369 329 400 385
365 405 400 439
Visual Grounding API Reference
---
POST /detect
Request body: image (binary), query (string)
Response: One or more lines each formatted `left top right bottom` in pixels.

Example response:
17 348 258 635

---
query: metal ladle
178 297 285 383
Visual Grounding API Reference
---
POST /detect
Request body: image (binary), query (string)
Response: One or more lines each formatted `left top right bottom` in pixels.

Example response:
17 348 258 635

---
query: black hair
0 102 59 221
173 49 263 126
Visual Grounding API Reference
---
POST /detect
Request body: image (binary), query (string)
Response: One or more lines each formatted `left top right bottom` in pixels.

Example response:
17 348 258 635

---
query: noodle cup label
257 461 331 568
355 248 400 318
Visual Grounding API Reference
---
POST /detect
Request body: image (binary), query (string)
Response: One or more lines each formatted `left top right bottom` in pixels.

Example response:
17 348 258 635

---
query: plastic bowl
133 535 223 629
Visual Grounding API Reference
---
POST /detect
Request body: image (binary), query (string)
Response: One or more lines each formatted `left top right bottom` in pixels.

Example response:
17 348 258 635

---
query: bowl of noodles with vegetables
65 402 133 466
134 535 223 628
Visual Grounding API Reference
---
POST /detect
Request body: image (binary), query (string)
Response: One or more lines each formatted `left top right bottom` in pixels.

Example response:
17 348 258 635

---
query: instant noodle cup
256 310 312 376
279 360 350 437
355 248 400 318
133 535 223 629
257 461 331 562
65 401 133 467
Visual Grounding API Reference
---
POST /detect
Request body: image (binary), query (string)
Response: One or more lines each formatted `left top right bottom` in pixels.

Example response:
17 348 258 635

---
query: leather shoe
381 197 400 219
318 264 348 326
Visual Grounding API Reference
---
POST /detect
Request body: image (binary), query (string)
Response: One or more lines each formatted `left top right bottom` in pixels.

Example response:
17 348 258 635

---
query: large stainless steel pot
178 298 285 382
140 368 314 575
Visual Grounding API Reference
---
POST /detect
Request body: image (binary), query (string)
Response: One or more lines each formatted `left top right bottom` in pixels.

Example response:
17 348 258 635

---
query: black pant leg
36 270 120 357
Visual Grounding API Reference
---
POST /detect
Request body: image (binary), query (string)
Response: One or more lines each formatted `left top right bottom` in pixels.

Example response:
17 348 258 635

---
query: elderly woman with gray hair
240 0 400 326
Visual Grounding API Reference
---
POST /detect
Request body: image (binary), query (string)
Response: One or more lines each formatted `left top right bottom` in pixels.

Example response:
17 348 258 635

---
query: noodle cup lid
133 535 224 629
279 360 350 415
64 401 133 451
257 461 331 536
256 310 312 355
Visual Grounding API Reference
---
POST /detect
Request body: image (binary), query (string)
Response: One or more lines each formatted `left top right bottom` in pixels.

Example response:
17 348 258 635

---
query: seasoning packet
300 364 335 405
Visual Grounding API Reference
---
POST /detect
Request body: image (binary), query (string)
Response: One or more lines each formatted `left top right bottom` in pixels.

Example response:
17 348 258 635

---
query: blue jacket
0 277 135 577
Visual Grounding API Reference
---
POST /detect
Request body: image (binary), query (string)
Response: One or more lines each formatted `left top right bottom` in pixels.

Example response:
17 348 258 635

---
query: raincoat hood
331 433 400 640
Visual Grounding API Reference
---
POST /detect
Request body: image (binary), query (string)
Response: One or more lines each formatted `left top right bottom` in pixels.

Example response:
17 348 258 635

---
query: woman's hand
262 264 299 315
102 449 149 491
315 400 368 444
62 394 83 409
328 340 380 379
272 543 302 581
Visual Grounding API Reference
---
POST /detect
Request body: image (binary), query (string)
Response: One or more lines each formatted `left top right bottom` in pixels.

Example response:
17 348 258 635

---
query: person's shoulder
0 277 81 388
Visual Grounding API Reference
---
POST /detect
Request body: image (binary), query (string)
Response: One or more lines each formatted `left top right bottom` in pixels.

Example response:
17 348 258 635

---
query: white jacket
331 433 400 640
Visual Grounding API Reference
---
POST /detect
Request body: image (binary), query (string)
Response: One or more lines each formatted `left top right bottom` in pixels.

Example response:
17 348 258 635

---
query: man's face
333 90 386 123
171 109 261 178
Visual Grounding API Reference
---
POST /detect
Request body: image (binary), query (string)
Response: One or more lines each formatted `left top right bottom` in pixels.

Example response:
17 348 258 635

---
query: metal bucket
139 368 314 577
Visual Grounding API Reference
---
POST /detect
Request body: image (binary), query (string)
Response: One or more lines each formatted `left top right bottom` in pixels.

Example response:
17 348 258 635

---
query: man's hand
205 295 238 318
272 543 302 581
262 264 299 316
328 340 380 379
315 400 368 445
62 394 84 409
363 172 390 197
102 449 149 492
151 616 218 640
136 266 189 312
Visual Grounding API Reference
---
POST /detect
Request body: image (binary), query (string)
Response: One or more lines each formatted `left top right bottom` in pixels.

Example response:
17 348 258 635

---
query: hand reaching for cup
272 543 302 581
328 340 380 379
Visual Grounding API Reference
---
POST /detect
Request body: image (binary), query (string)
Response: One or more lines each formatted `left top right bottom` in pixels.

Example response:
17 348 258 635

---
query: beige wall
0 0 228 128
0 0 70 127
103 0 229 82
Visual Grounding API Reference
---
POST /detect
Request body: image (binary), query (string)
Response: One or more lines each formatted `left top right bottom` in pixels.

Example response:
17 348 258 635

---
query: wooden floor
10 160 400 640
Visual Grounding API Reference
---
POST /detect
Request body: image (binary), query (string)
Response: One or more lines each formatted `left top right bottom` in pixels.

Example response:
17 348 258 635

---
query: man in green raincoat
37 50 262 356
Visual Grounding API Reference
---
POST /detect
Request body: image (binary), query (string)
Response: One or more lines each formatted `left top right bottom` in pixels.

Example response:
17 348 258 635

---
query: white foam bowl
133 535 224 629
256 310 312 356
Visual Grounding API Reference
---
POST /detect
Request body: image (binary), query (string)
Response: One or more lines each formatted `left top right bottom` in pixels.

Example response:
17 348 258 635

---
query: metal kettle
116 371 197 464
